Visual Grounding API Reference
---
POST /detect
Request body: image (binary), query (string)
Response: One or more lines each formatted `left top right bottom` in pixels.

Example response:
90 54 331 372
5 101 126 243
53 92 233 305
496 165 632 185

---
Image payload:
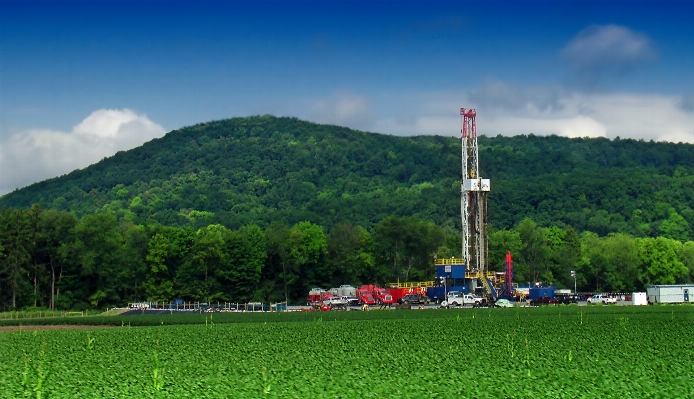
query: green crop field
1 306 693 398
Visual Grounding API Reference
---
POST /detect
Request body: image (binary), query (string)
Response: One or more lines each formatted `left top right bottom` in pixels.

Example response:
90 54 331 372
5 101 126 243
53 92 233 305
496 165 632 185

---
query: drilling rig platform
428 109 517 303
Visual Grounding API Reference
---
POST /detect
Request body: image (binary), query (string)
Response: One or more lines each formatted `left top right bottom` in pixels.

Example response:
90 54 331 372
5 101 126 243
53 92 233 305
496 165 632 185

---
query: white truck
323 297 348 309
587 294 617 305
442 291 485 307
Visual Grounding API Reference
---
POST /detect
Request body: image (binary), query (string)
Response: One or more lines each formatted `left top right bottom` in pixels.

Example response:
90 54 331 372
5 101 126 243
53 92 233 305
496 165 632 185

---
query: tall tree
603 233 640 292
37 210 78 309
543 226 581 288
285 221 327 302
152 224 194 300
215 225 265 303
678 241 694 283
637 237 689 285
237 224 266 301
326 223 366 286
517 218 549 284
144 233 174 302
189 224 228 302
264 222 291 304
401 219 444 281
577 232 608 292
71 213 123 308
659 208 689 242
0 209 32 309
374 216 406 282
119 222 149 303
27 204 43 307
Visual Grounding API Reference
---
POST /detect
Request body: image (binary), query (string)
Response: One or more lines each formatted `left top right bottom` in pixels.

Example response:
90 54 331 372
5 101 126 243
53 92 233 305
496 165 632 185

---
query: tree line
2 205 693 311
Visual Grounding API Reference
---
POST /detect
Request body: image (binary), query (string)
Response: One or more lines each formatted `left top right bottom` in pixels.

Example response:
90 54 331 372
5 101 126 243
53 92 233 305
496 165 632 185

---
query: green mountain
2 115 694 239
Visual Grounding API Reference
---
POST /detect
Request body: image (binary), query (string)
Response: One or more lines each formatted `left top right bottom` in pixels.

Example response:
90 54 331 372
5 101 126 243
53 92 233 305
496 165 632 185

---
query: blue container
427 285 469 302
437 265 466 279
529 287 554 300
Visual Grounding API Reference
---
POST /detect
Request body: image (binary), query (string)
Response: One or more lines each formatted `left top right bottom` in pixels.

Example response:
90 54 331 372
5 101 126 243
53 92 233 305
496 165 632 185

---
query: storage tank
337 285 356 297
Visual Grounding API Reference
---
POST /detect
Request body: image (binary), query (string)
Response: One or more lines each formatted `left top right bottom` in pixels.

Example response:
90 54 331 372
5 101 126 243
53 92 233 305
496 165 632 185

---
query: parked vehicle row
306 285 394 308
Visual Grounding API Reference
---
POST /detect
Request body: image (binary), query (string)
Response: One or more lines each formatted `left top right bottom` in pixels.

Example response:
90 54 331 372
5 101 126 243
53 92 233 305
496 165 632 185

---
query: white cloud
469 81 566 114
561 25 657 84
494 115 607 139
367 86 694 144
679 94 694 111
309 91 374 130
0 109 165 195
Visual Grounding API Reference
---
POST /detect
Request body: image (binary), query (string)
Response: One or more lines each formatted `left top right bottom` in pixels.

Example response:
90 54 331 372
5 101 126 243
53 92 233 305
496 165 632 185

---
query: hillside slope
2 115 694 238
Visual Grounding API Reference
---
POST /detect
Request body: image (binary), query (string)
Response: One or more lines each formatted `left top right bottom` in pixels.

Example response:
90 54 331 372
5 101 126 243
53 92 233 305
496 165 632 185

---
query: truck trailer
646 284 694 304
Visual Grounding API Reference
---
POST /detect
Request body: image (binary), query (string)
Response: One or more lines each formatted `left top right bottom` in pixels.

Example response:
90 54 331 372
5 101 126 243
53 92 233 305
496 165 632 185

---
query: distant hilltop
1 115 693 240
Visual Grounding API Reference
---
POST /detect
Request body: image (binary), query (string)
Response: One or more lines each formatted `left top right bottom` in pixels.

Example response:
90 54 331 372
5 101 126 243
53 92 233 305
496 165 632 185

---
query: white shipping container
632 292 648 306
646 285 694 304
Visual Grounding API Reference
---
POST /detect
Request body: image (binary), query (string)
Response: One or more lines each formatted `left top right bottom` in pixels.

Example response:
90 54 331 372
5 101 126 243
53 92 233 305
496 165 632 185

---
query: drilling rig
430 109 515 304
460 108 489 272
460 108 492 298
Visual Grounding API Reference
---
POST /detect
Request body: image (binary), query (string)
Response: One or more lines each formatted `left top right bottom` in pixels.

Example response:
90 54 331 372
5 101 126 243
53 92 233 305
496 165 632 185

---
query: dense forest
1 206 692 311
1 116 694 310
1 116 693 240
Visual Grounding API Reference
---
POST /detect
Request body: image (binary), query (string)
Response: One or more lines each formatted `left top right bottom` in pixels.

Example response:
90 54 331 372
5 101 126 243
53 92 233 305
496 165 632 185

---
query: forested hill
2 115 694 239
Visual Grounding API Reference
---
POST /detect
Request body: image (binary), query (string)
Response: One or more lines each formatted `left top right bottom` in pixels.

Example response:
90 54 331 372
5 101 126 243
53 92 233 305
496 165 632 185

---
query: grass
1 306 693 397
0 309 103 320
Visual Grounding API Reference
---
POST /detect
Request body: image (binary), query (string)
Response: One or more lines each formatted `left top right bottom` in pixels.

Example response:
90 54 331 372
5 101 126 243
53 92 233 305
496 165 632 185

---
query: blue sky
2 0 694 194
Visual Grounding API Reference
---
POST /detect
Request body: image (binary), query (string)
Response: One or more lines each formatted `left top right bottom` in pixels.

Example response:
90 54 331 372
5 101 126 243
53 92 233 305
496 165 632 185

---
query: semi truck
356 285 394 305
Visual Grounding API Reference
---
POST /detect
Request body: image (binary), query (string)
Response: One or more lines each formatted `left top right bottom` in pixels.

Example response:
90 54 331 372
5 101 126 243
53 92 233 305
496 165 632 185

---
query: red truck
356 285 394 305
387 286 428 303
307 288 334 306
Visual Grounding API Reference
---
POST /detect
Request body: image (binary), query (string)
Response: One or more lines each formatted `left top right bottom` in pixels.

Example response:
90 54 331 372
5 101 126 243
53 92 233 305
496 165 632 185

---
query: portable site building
646 285 694 304
632 292 648 306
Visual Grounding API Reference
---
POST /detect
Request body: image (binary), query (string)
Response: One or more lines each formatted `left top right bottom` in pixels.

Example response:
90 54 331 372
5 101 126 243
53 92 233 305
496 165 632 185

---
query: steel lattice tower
460 108 490 275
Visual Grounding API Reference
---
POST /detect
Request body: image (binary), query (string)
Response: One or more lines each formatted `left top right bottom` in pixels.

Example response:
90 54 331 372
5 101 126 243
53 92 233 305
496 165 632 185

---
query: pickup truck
340 296 360 306
442 291 485 307
587 294 617 305
323 297 348 309
398 294 430 305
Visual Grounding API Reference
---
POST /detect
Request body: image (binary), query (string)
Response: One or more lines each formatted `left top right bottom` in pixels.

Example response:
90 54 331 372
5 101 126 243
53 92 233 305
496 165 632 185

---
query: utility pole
571 270 577 294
